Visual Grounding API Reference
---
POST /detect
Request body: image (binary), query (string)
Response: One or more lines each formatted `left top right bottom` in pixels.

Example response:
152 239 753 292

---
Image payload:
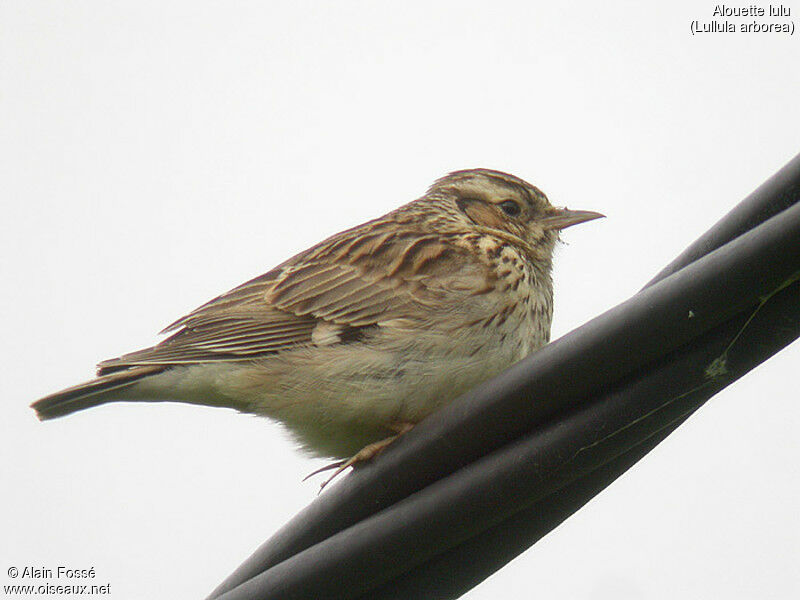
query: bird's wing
96 227 493 374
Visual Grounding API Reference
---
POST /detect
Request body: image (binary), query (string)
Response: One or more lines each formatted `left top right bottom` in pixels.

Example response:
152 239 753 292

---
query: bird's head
426 168 604 260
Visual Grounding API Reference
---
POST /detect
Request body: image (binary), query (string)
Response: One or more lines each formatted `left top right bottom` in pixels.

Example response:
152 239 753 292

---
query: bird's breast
488 245 554 358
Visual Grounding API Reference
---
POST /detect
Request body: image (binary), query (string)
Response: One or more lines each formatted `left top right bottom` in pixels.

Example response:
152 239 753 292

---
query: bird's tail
31 365 167 421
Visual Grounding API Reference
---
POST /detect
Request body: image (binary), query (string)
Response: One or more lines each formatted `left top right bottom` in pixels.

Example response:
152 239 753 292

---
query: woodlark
32 169 603 482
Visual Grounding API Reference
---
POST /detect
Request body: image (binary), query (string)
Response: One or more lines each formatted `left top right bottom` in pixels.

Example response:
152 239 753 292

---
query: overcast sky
2 2 799 599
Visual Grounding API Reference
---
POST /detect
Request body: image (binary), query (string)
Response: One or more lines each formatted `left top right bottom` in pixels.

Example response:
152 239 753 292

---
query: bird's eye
499 200 521 217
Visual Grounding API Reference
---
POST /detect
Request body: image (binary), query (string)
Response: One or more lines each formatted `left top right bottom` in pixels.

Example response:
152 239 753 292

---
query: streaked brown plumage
32 169 603 478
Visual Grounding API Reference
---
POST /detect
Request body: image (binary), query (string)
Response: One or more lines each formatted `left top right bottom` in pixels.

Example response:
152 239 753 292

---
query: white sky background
2 1 799 598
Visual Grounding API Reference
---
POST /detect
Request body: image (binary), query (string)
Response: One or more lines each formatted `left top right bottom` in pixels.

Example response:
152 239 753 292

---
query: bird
32 169 603 486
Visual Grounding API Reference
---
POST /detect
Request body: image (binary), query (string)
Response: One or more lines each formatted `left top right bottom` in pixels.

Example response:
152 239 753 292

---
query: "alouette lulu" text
712 4 790 17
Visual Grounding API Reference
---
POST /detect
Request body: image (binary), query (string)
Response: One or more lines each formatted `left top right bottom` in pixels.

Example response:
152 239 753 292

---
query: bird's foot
305 422 414 493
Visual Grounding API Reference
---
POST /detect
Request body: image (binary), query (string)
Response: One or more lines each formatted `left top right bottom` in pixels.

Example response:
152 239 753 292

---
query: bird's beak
541 208 605 231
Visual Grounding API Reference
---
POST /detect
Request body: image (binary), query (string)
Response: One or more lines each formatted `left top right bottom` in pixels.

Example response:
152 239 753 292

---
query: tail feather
31 365 167 421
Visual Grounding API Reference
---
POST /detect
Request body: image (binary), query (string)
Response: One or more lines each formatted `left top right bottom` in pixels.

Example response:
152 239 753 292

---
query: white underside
125 308 547 459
